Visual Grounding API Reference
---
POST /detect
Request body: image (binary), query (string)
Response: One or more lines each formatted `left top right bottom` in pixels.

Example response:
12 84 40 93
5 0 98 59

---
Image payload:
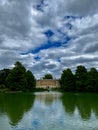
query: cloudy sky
0 0 98 78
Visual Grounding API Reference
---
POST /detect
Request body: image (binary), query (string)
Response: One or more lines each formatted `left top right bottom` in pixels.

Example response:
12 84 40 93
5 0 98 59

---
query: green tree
6 61 36 91
87 68 98 92
75 65 88 91
61 68 75 91
6 62 26 91
43 74 53 79
25 70 36 91
0 69 10 86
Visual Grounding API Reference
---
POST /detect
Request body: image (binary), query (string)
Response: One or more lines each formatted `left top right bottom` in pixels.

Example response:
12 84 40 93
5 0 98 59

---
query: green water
0 92 98 130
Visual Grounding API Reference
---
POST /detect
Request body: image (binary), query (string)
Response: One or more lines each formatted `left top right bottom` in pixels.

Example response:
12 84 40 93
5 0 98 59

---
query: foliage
0 61 36 92
75 65 88 91
43 73 53 79
61 68 75 91
0 69 10 86
87 68 98 92
6 62 26 91
0 84 6 89
0 62 98 92
60 65 98 92
25 70 36 91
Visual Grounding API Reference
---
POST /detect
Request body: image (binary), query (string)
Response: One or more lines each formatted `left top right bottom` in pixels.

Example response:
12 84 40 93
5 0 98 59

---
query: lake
0 92 98 130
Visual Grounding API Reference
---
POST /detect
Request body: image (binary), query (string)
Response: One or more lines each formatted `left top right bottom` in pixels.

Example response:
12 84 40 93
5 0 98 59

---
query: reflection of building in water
36 79 60 88
35 92 62 105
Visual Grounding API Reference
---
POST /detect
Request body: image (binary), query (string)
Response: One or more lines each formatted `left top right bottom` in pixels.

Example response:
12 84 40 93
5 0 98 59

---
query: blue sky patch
31 41 62 54
31 37 70 54
34 56 41 61
36 4 44 12
65 23 72 30
57 58 61 63
44 30 54 38
34 0 48 12
21 35 72 55
64 15 82 20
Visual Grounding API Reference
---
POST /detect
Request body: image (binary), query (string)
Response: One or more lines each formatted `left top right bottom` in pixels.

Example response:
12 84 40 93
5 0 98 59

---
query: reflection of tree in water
91 94 98 117
62 93 76 116
76 94 92 120
0 93 35 126
62 93 98 120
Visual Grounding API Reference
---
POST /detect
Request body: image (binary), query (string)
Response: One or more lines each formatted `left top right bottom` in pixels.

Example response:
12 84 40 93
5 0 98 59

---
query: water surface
0 92 98 130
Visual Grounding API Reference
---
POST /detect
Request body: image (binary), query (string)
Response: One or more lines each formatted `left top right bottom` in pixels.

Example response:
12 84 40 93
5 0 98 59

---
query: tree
87 68 98 92
0 69 10 86
6 62 27 91
6 61 36 91
25 70 36 91
60 68 75 91
75 65 88 91
43 74 53 79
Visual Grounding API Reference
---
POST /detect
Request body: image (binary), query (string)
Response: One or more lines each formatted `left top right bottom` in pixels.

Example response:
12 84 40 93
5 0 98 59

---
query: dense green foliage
0 62 98 92
61 69 75 91
43 73 53 79
0 61 36 92
75 65 88 91
0 69 10 88
61 65 98 92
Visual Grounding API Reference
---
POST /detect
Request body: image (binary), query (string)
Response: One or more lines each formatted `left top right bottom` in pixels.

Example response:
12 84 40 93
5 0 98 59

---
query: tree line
0 61 36 92
60 65 98 92
0 61 98 92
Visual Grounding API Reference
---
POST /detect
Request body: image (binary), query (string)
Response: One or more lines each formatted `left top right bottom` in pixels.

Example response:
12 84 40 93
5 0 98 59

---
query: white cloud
0 0 98 78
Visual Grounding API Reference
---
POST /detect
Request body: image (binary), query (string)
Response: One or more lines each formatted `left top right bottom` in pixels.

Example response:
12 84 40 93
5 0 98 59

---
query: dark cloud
67 0 98 16
0 0 98 78
0 0 31 38
84 43 98 53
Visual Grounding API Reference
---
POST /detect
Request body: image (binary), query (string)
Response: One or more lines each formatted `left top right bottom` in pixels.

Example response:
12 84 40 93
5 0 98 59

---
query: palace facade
36 79 60 89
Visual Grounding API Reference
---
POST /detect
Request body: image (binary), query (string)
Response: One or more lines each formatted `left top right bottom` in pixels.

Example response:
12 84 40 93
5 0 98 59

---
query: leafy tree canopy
0 69 10 85
43 74 53 79
0 62 98 92
6 61 36 91
61 68 75 91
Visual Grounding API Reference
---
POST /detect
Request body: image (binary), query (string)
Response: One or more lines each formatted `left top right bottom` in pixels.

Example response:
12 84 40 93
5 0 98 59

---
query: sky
0 0 98 79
